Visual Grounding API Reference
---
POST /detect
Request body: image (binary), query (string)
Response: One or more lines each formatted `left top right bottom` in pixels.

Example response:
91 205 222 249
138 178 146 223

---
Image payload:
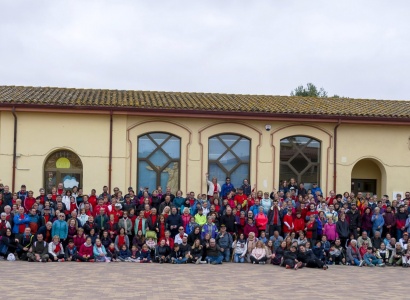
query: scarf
19 214 26 233
54 242 61 254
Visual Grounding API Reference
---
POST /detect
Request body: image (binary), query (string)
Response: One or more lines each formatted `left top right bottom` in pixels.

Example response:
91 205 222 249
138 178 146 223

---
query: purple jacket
361 213 372 231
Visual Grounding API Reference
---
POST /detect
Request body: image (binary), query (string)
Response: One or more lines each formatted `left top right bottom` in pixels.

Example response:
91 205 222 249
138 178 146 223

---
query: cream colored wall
2 110 410 198
336 124 410 197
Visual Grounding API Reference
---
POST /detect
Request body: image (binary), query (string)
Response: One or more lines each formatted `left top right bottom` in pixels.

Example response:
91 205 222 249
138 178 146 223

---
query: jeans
397 229 404 241
234 253 245 263
364 257 382 266
220 248 231 262
353 258 361 266
206 255 224 264
173 257 187 264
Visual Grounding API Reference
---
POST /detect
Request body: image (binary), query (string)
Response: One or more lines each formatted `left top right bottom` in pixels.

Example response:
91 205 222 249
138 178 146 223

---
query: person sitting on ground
371 231 383 250
106 242 118 262
389 242 404 266
205 238 223 265
65 239 78 262
250 240 267 264
346 239 364 267
118 244 131 262
27 233 49 262
48 235 65 262
139 244 152 263
170 243 187 264
283 245 302 270
127 245 141 262
297 244 327 270
363 246 385 267
93 238 110 262
155 239 171 263
271 240 286 266
77 236 94 262
232 233 247 263
188 238 203 264
328 239 345 265
402 242 410 267
375 242 390 265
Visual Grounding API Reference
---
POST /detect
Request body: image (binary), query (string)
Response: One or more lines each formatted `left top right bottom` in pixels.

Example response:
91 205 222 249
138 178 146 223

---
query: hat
220 224 226 227
289 187 295 190
115 203 122 208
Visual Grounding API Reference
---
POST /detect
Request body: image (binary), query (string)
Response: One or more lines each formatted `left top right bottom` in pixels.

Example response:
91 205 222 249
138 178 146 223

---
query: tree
290 83 340 98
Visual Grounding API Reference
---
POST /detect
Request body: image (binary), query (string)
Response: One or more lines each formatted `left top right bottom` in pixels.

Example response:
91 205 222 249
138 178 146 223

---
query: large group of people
1 175 410 270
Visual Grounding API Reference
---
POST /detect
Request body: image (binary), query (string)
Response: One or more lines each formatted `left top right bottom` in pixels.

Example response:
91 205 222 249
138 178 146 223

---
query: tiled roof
1 85 410 119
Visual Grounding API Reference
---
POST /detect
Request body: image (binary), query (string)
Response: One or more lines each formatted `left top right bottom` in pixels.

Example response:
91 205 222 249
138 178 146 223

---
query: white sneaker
359 260 364 267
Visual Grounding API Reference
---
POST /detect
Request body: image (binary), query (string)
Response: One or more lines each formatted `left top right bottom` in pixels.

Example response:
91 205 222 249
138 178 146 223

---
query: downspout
108 111 113 193
333 119 342 192
11 107 17 193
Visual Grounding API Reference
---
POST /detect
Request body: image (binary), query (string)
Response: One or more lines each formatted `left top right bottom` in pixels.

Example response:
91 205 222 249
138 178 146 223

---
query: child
146 237 156 258
313 240 326 262
118 244 131 262
320 235 331 261
328 239 345 265
106 242 119 262
93 238 111 263
258 231 267 244
139 244 152 263
64 239 77 262
170 244 187 264
128 245 141 262
363 247 385 267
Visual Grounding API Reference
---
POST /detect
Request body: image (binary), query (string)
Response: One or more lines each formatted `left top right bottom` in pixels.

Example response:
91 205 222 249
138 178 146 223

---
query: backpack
7 253 16 261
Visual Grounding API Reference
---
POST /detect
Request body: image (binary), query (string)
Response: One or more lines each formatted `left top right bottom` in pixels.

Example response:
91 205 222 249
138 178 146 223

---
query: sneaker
211 261 217 265
253 261 255 264
260 261 265 265
76 259 80 262
89 259 95 262
285 265 291 269
359 260 364 267
368 264 374 267
195 259 201 264
345 262 350 266
378 263 385 267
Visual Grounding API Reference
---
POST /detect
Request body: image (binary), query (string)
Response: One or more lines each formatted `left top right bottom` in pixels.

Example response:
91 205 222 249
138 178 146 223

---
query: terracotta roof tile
1 85 410 119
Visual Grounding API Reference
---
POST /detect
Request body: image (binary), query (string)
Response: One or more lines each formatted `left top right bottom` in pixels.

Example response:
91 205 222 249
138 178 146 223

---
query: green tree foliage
291 83 340 98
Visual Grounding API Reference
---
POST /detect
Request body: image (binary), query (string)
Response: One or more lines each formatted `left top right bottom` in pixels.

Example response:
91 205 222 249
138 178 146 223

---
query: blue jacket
139 249 151 260
250 204 260 217
371 214 385 230
52 220 68 239
221 183 235 198
12 213 30 234
93 245 107 257
173 197 185 211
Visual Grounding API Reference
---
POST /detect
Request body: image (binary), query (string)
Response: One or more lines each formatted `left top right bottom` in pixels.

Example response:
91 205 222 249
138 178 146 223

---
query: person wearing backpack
27 233 49 262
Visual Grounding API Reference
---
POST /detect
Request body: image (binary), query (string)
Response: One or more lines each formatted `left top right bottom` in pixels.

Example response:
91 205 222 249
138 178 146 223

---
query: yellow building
1 85 409 198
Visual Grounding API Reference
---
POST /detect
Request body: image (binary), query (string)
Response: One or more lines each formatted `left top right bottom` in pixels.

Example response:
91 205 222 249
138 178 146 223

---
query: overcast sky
1 1 409 100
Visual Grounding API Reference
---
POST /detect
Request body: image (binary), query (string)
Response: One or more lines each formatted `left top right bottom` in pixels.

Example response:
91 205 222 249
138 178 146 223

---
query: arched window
137 133 181 193
280 136 321 188
208 134 250 188
44 150 83 193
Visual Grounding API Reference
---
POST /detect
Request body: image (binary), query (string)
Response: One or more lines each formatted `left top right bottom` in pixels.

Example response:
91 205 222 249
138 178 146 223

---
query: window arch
280 136 321 188
44 150 83 193
208 134 250 188
137 132 181 194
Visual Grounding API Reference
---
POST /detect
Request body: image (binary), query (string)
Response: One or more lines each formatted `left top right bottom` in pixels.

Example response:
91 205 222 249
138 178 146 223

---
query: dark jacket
297 250 317 263
336 219 350 238
190 246 203 257
220 214 236 233
346 210 361 229
187 230 201 246
155 245 171 259
284 250 297 261
31 240 48 255
65 245 78 259
206 245 221 257
166 213 183 233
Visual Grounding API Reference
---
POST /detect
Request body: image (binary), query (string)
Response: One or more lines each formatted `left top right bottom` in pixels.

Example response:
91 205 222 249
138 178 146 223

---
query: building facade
1 85 409 198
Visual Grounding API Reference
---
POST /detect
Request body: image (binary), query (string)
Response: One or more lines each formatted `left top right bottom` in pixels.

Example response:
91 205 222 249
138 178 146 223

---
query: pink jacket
323 223 338 241
251 247 266 259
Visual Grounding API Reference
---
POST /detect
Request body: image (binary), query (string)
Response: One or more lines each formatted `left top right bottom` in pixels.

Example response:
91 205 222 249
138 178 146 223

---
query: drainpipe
333 119 342 192
11 107 17 193
108 111 113 193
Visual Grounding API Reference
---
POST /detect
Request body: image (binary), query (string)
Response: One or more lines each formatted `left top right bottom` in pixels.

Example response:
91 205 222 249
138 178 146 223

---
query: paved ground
0 261 407 299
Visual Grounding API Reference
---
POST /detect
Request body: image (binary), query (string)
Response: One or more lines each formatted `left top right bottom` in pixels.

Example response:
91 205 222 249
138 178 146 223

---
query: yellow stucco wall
1 110 409 197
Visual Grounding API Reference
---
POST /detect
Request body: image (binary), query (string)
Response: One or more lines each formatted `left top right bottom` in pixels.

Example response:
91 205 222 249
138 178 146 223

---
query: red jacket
282 214 294 233
79 243 93 257
24 197 36 212
244 223 258 238
255 212 268 231
294 217 305 233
